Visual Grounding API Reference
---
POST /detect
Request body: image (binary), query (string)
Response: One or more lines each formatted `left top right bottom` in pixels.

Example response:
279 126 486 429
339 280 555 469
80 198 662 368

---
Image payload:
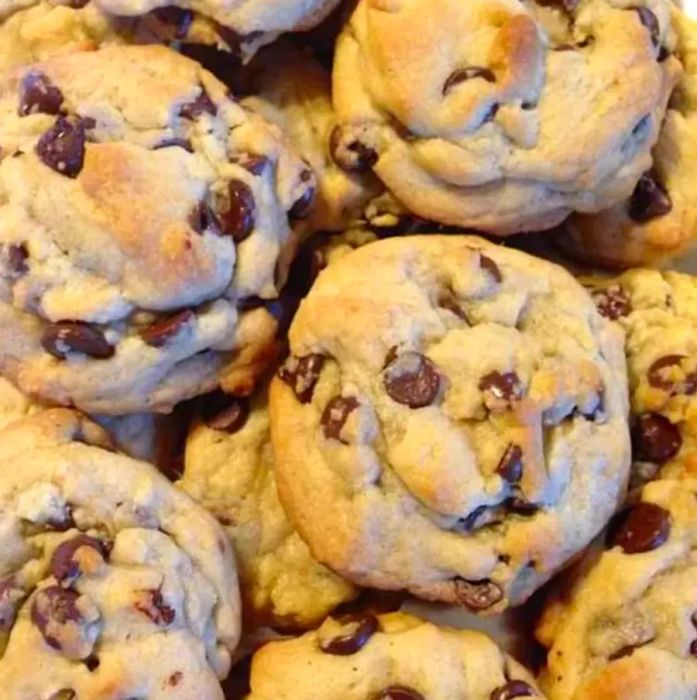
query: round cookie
247 611 545 699
179 384 357 630
537 478 697 700
586 268 697 483
242 42 382 233
561 10 697 268
331 0 681 234
91 0 343 60
0 44 315 414
0 409 240 699
269 235 630 612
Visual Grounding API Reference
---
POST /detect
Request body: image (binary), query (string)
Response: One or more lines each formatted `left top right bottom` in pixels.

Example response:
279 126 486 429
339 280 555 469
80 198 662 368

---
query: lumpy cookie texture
537 479 697 700
0 409 240 699
269 235 630 611
179 383 357 629
561 10 697 267
332 0 681 234
0 44 315 414
587 268 697 483
247 612 546 700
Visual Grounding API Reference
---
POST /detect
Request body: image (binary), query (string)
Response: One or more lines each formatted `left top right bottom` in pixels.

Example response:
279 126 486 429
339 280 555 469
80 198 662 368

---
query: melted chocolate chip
289 177 316 219
31 586 83 650
634 7 660 47
319 613 378 655
632 413 682 464
42 321 114 360
221 180 255 241
507 497 538 515
36 115 86 178
154 137 193 153
591 286 631 320
383 352 441 408
278 354 325 404
153 6 193 38
647 355 697 395
201 392 250 433
329 125 378 173
140 310 194 348
189 202 222 236
608 502 671 554
480 371 523 407
321 396 360 443
480 255 502 283
629 171 672 222
438 291 469 321
179 87 217 120
457 505 489 532
443 67 496 95
496 444 524 483
237 153 270 176
50 535 107 585
134 588 175 626
374 687 425 700
453 578 504 611
490 680 537 700
7 243 29 275
19 72 64 116
608 640 652 661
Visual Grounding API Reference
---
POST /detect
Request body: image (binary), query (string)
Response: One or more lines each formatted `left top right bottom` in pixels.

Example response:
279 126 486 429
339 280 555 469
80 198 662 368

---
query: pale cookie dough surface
538 479 697 700
0 44 315 414
247 611 545 700
586 268 697 483
0 409 241 700
562 10 697 267
332 0 681 235
180 384 357 630
242 42 382 233
270 235 631 612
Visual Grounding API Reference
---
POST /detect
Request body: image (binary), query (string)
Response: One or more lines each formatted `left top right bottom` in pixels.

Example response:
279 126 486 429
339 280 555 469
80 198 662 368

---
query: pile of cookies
1 0 696 698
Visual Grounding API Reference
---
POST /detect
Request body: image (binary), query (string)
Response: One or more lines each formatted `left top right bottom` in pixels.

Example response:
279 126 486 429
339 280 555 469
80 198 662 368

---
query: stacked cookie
1 0 697 698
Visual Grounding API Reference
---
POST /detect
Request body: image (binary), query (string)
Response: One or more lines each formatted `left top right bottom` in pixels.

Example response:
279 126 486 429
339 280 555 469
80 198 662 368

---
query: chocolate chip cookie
247 611 545 699
537 478 697 700
0 409 240 699
179 382 357 630
561 9 697 267
0 44 315 414
269 235 630 612
587 268 697 483
332 0 681 234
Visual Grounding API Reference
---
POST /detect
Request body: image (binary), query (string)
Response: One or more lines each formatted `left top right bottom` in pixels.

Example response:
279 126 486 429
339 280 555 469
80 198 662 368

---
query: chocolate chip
496 444 524 483
454 578 503 611
507 497 538 515
591 286 631 320
201 392 250 433
31 586 83 650
608 641 651 661
443 67 496 95
153 6 193 38
634 7 660 47
438 291 469 321
632 413 682 464
383 352 441 408
647 355 697 395
19 72 63 116
319 613 378 655
168 671 183 687
657 46 670 62
690 639 697 657
608 502 671 554
179 87 217 120
490 680 537 699
50 690 77 700
329 125 378 173
154 137 193 153
36 115 86 178
84 654 100 671
7 243 28 275
42 321 114 360
321 396 360 443
221 180 255 241
134 588 175 626
278 354 325 404
480 255 502 283
480 371 523 407
374 687 425 700
237 153 270 176
50 535 107 585
289 177 316 219
629 171 672 222
189 202 222 236
139 310 194 348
